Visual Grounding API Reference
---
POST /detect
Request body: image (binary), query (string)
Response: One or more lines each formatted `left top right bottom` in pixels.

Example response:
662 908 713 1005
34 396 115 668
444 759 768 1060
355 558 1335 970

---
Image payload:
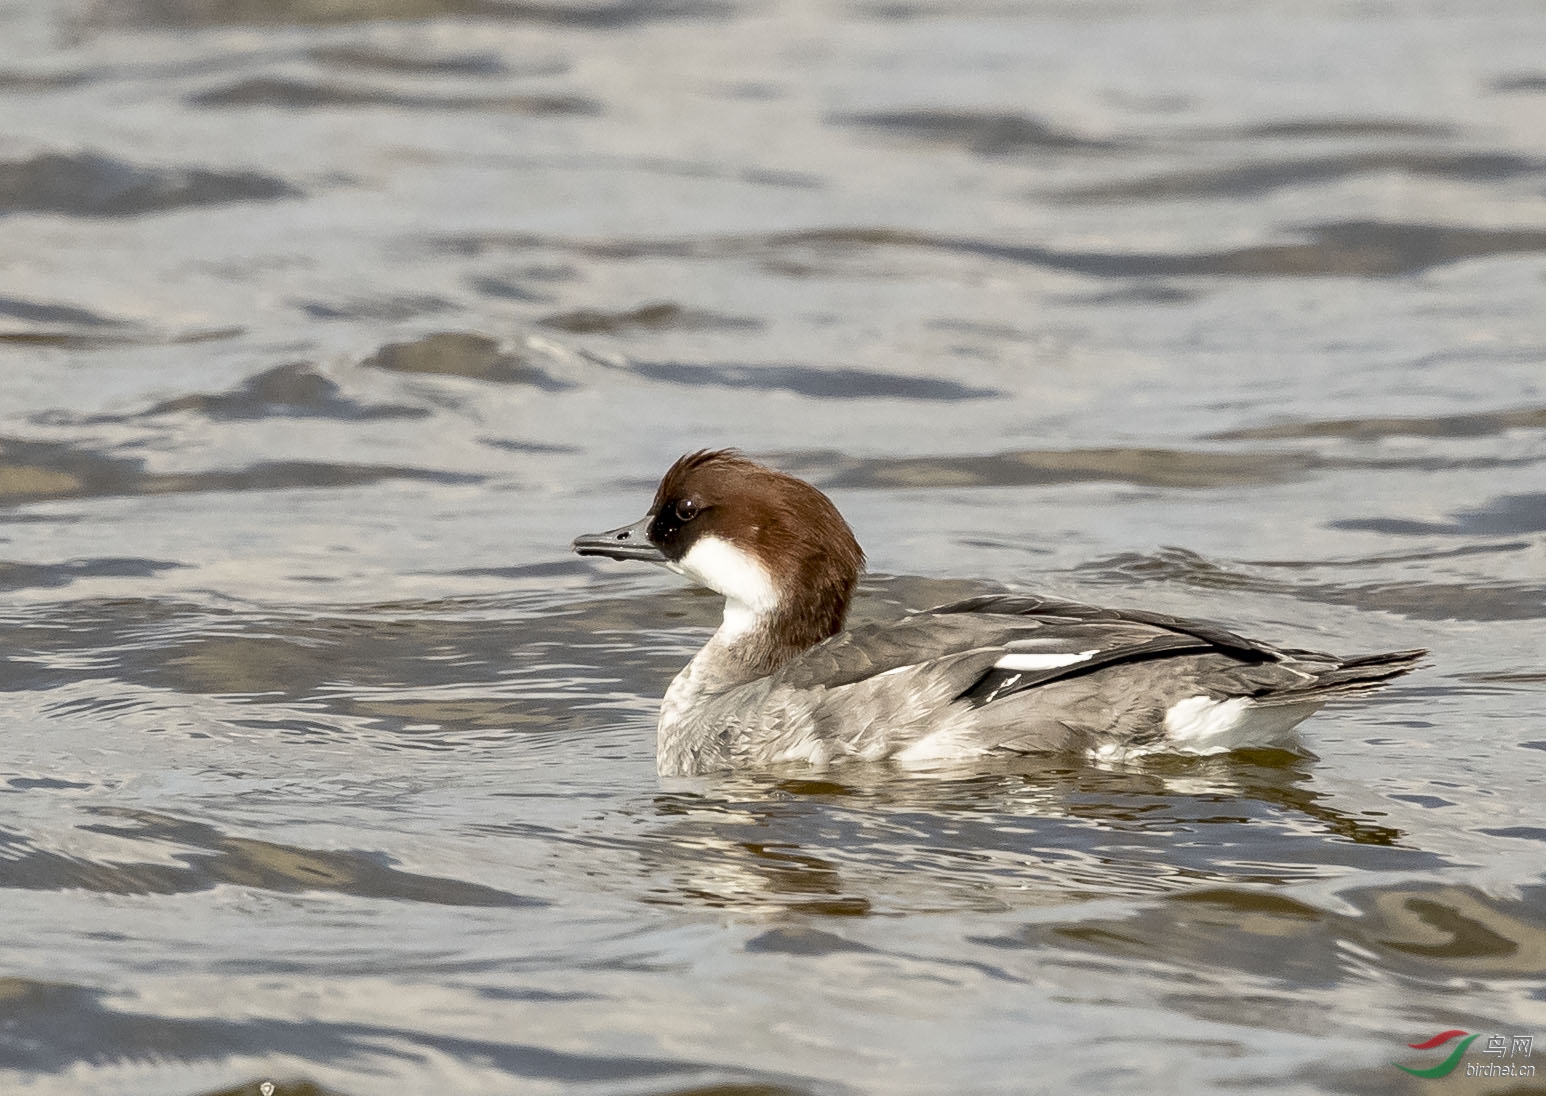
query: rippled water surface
2 1 1545 1093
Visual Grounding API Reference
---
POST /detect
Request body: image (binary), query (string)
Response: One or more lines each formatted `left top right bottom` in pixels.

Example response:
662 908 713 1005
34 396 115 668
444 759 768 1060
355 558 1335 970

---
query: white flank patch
1163 695 1251 750
992 649 1099 672
674 535 780 640
1161 695 1320 754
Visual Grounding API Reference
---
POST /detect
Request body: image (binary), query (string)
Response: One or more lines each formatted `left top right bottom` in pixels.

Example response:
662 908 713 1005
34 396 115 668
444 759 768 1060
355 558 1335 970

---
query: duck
572 449 1424 776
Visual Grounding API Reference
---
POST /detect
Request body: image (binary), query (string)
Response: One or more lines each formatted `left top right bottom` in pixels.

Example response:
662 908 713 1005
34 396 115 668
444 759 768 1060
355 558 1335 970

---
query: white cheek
676 536 780 624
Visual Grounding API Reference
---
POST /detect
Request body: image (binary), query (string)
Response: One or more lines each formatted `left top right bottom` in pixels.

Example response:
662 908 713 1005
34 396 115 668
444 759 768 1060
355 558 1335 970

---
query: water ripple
0 151 298 217
983 882 1546 984
0 436 478 506
0 809 545 906
1075 546 1546 622
187 77 599 115
79 0 736 30
439 219 1546 278
1055 150 1545 204
361 332 578 391
0 977 822 1093
831 109 1126 155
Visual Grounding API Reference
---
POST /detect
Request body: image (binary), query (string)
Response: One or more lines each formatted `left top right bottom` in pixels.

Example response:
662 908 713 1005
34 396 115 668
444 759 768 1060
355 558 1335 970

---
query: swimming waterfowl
573 449 1424 776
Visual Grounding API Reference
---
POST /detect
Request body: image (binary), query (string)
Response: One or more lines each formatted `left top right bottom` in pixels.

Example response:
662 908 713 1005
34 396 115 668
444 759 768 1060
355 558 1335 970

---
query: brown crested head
647 449 865 657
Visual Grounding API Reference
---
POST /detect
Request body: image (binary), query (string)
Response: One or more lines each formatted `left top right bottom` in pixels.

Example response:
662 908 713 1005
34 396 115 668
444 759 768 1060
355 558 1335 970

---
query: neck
710 587 848 680
657 587 850 755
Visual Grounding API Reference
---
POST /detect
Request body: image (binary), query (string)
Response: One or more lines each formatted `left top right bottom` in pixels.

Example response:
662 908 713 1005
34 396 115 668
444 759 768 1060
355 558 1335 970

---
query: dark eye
674 498 700 522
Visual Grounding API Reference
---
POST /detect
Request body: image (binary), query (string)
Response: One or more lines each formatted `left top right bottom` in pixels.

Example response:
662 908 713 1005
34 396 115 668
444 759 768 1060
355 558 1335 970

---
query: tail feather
1264 647 1427 703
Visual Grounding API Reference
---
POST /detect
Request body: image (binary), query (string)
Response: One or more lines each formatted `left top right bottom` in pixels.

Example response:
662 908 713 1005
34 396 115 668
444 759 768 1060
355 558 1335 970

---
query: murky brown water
2 1 1545 1093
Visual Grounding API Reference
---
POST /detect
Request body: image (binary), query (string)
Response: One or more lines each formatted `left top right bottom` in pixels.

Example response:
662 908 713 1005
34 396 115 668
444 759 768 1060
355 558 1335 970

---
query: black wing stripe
957 633 1213 707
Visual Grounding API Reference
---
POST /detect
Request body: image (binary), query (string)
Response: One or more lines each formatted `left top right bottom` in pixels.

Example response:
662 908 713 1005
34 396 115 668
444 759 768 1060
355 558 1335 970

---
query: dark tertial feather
924 594 1276 660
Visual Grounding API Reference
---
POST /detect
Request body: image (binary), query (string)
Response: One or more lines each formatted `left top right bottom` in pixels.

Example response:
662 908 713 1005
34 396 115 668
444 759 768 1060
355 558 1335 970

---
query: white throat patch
671 535 780 639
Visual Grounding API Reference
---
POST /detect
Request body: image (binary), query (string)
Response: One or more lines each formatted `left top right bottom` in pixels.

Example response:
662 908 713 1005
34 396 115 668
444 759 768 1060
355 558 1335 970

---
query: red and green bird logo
1395 1031 1479 1078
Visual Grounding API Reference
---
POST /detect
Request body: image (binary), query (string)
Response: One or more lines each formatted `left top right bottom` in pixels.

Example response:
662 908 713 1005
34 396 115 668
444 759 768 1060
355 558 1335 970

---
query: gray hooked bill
572 514 664 562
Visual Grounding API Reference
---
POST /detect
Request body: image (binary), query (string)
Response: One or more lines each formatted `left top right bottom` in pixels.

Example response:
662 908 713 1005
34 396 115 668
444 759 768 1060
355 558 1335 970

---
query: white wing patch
992 649 1099 672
